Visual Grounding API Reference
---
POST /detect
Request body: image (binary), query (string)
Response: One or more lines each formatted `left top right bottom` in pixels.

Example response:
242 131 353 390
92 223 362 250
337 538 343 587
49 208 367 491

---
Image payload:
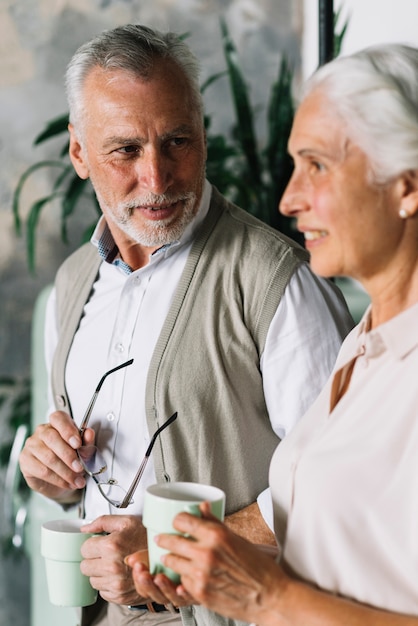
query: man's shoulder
209 186 309 262
54 242 101 306
56 242 99 279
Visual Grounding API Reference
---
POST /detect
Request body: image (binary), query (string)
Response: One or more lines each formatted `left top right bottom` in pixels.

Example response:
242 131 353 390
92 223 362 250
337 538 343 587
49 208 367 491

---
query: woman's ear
399 170 418 218
68 124 90 180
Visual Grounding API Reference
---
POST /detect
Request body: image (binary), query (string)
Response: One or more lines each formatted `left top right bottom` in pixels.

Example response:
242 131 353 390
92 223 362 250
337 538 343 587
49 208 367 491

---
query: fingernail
72 459 83 472
75 477 86 489
69 436 79 449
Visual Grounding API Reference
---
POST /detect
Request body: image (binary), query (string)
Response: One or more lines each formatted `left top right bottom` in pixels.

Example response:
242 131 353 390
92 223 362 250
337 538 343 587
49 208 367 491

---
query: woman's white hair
303 43 418 184
66 24 203 134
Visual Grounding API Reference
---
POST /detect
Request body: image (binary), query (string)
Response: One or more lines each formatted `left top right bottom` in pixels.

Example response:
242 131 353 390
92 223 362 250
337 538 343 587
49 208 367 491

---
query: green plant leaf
60 175 90 243
27 192 63 272
52 163 74 191
81 222 98 243
34 113 69 145
264 55 295 229
200 71 228 94
12 160 67 235
220 17 262 188
334 7 350 57
0 376 18 386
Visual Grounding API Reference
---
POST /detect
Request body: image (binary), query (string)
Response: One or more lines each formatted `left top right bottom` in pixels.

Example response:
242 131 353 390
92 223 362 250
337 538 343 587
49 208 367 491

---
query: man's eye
170 137 187 147
117 145 139 154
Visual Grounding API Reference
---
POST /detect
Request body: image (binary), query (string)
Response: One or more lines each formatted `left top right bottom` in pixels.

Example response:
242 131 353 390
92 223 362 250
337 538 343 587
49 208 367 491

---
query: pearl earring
399 208 409 219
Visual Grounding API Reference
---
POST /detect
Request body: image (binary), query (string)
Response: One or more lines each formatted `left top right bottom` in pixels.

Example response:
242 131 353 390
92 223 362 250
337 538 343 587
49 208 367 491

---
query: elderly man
20 24 353 626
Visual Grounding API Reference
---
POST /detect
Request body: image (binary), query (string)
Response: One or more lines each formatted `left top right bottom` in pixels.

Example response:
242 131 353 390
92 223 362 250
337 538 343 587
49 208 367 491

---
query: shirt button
106 412 115 422
115 343 124 353
55 395 66 408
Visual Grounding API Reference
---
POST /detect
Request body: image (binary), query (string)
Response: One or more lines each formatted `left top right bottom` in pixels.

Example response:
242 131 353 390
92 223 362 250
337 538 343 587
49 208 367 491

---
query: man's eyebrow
160 125 195 140
102 125 195 150
102 136 143 149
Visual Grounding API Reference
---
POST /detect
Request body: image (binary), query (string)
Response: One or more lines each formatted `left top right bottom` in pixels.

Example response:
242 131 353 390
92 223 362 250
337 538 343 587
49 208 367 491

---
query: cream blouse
270 301 418 615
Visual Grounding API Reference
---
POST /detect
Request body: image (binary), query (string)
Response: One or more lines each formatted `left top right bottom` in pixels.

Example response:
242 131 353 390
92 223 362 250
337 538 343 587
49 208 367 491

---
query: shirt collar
355 301 418 361
91 179 212 274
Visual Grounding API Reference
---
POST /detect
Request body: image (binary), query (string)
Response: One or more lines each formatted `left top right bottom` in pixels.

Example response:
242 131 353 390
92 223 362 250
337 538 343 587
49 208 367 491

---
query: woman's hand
124 552 195 609
152 502 285 624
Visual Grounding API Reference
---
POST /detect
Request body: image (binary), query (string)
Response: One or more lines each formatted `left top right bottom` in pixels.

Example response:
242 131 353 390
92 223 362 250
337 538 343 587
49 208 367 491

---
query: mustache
122 191 196 211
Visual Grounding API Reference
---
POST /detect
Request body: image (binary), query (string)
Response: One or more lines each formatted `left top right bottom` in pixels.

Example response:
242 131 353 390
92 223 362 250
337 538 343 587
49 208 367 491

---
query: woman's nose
279 173 309 217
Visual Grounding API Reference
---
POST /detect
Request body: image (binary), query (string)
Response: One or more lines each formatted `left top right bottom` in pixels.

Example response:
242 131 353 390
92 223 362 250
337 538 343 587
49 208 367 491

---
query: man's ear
68 123 90 180
399 170 418 218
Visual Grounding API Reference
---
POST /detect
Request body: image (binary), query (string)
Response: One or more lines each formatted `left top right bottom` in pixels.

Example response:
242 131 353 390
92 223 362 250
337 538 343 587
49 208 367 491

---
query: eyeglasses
76 359 178 509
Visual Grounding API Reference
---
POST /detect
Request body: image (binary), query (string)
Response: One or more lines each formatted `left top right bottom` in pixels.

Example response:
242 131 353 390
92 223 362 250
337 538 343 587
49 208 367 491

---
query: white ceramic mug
41 518 97 607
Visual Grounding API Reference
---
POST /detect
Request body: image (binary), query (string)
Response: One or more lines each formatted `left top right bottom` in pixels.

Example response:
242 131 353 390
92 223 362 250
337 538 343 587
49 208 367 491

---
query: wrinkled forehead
290 90 353 154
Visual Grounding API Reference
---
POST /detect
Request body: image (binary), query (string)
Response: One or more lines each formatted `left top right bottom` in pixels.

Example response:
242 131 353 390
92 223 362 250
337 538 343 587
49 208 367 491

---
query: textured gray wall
0 1 302 624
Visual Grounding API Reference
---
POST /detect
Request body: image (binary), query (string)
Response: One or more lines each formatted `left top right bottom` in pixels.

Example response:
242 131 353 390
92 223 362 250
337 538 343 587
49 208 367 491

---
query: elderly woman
126 43 418 624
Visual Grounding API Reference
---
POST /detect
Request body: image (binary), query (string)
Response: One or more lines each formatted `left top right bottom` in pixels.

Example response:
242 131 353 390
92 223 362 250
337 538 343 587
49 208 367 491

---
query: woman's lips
304 230 328 241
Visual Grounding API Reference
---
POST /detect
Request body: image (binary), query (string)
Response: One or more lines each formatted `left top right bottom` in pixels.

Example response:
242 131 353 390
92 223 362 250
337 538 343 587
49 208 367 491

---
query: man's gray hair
66 24 203 131
303 43 418 184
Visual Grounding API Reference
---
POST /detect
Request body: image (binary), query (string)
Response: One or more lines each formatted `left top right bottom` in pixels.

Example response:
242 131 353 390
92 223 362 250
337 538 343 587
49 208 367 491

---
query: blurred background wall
0 1 417 625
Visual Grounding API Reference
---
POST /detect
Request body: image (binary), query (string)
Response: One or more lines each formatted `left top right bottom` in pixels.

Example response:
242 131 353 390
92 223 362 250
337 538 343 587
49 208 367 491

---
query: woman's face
280 91 404 284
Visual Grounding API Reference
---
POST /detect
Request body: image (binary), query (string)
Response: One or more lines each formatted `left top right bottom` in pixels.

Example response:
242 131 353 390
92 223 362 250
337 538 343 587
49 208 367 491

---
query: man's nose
137 148 173 195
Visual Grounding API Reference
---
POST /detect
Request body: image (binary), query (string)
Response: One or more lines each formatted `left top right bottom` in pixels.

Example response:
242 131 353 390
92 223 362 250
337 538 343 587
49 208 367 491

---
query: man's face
69 60 207 255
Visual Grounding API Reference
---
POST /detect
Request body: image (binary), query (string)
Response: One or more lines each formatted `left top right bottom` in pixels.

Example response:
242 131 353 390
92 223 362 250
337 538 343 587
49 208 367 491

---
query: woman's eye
311 160 325 172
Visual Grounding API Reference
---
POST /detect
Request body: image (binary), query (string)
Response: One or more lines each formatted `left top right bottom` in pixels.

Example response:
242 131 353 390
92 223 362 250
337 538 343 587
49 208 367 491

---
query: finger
125 550 149 569
153 574 191 607
156 532 199 560
171 511 222 539
200 501 217 519
176 584 198 605
49 410 82 448
20 426 86 491
81 514 134 534
81 426 96 445
130 567 170 605
35 420 83 472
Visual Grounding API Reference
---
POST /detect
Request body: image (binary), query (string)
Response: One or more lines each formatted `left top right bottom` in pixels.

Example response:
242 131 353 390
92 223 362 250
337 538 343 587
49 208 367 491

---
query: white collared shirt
45 180 353 521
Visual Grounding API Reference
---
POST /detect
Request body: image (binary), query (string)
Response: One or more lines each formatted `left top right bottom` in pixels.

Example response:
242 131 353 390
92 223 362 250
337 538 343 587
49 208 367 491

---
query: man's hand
19 410 93 504
80 515 149 606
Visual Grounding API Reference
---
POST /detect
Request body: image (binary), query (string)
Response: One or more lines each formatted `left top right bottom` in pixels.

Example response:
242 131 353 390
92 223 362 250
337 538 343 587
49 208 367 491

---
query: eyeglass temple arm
78 359 134 435
119 411 178 509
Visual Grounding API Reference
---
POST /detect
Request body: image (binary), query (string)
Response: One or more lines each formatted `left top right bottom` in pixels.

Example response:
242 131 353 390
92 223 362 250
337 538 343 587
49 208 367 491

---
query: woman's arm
148 504 418 626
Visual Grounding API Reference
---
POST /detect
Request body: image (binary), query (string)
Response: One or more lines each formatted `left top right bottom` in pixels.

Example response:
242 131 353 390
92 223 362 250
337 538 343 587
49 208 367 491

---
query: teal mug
41 518 97 607
143 482 226 583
